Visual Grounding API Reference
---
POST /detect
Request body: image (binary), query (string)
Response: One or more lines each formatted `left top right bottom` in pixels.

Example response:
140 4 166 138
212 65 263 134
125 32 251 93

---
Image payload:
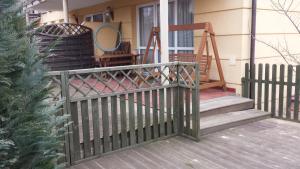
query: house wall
37 0 300 94
254 1 300 66
40 11 76 24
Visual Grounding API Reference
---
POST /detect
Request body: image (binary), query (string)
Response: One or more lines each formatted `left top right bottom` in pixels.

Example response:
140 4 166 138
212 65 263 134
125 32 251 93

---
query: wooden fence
242 63 300 122
47 62 200 165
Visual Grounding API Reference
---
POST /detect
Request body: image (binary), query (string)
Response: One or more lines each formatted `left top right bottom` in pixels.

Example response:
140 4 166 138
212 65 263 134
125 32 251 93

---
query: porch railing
47 62 200 165
242 63 300 122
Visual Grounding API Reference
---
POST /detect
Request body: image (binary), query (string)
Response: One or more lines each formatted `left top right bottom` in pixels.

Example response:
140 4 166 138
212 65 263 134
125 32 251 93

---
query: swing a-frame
142 22 226 90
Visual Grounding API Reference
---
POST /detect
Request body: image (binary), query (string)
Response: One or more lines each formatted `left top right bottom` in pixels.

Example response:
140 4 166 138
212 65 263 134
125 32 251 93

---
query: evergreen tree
0 0 68 168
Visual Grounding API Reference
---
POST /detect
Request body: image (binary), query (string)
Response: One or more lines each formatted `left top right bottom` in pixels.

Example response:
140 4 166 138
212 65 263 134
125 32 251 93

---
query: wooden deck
69 118 300 169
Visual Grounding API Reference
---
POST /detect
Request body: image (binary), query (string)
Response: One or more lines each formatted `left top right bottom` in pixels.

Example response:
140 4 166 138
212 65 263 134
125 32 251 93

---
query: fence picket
120 94 128 147
101 97 111 153
278 65 285 118
192 88 198 138
178 87 184 134
137 92 144 143
70 102 81 161
294 66 300 121
168 88 173 135
257 64 263 110
172 87 179 133
264 64 270 112
159 89 165 136
80 100 91 157
243 63 250 97
144 91 151 141
91 99 101 155
250 64 256 100
152 90 159 139
185 88 191 135
111 96 119 150
271 65 277 117
128 93 136 145
286 65 293 119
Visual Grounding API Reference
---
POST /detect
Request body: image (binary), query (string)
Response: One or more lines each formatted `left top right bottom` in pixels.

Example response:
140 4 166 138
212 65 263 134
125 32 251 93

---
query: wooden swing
142 22 226 90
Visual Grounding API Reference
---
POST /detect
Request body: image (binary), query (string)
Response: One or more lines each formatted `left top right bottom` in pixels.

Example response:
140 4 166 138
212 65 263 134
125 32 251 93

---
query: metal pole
250 0 257 99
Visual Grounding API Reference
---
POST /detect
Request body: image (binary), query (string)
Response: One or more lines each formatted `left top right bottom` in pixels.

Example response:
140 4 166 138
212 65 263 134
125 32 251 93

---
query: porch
70 118 300 169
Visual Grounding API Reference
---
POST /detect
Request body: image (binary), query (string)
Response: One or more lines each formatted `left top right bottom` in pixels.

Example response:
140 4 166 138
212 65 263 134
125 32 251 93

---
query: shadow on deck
70 119 300 169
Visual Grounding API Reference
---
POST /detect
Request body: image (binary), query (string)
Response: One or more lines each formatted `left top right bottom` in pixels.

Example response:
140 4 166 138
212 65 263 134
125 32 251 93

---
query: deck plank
70 119 300 169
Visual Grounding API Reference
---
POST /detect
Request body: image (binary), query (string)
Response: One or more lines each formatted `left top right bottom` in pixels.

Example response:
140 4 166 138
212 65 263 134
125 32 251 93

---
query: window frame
84 12 104 22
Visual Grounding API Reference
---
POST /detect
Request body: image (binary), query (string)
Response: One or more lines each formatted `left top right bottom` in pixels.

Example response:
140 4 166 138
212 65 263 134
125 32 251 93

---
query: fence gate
47 62 200 165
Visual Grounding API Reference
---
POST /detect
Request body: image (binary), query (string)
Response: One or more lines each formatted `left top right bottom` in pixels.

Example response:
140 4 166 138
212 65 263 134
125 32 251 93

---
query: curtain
177 0 194 48
139 6 154 47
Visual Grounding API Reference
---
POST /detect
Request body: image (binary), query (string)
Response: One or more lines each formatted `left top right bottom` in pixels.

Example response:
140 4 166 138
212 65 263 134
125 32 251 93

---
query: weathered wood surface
199 96 253 117
70 119 300 169
200 109 270 135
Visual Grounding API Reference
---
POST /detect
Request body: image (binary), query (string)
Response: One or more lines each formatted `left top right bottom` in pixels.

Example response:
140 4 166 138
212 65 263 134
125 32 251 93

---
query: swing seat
169 53 212 82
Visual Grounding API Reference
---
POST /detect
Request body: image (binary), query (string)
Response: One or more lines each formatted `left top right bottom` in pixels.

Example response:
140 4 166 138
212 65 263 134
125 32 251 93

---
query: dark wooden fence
47 62 200 166
35 23 95 71
242 63 300 122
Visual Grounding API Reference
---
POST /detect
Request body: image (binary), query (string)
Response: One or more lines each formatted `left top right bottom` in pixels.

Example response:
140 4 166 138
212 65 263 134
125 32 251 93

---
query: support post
160 0 169 63
62 0 69 23
61 71 72 165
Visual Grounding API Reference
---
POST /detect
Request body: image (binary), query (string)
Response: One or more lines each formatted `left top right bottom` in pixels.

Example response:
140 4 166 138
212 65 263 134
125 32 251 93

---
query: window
85 13 104 22
137 0 194 63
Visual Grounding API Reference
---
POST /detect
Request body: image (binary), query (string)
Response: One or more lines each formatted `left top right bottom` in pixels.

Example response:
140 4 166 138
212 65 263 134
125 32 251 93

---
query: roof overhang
27 0 110 12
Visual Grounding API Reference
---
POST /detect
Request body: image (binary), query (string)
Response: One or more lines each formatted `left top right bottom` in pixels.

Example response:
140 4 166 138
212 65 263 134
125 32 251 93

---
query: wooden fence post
294 65 300 121
286 65 293 119
257 64 263 110
60 71 72 166
242 63 250 98
193 63 200 141
250 64 256 100
271 64 277 118
278 64 285 118
264 64 270 112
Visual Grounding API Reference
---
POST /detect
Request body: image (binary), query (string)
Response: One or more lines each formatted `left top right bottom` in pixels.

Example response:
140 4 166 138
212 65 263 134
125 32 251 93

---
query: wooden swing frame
142 22 226 90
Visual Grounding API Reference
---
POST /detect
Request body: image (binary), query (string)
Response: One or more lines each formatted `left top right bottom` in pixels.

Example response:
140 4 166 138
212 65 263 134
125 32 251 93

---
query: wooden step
200 96 254 117
200 109 271 136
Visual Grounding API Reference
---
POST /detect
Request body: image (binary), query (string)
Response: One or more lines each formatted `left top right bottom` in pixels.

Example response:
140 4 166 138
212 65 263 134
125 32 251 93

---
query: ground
70 118 300 169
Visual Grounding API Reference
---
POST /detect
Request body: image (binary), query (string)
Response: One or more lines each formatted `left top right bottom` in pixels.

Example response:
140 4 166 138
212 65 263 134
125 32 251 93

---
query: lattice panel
46 63 198 101
178 64 198 88
37 23 92 37
67 65 179 100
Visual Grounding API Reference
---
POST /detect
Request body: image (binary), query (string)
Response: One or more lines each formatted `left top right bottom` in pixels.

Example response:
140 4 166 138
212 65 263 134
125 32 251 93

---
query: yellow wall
194 0 247 93
40 11 76 24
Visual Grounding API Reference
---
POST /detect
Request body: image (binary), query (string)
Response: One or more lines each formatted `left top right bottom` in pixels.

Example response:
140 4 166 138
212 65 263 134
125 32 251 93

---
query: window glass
177 0 194 47
85 16 92 22
93 14 103 22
